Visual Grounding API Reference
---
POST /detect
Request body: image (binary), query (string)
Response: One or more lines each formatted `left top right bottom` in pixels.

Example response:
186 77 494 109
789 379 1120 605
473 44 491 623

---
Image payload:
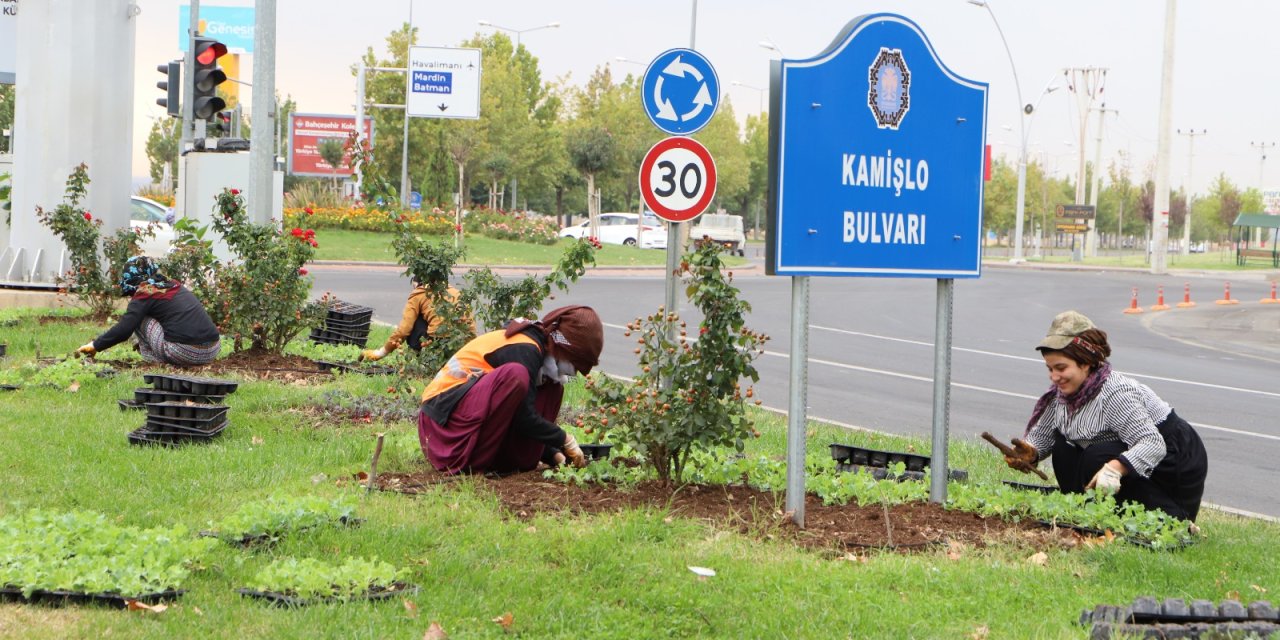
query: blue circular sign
641 48 720 136
409 191 423 210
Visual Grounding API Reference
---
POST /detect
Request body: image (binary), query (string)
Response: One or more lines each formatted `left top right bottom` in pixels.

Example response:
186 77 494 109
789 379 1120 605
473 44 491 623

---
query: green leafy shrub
35 164 152 321
0 509 217 598
388 229 474 376
461 236 599 332
205 188 326 353
1 170 11 226
249 556 404 601
161 217 220 303
581 240 767 483
206 495 356 543
0 357 111 388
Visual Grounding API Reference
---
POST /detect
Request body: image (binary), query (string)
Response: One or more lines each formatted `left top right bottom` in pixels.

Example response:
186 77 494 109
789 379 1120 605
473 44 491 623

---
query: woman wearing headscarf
76 256 221 366
1004 310 1209 522
418 305 604 474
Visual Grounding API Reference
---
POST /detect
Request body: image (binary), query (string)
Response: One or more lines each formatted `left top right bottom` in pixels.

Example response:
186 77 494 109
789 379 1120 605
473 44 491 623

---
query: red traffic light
195 40 228 66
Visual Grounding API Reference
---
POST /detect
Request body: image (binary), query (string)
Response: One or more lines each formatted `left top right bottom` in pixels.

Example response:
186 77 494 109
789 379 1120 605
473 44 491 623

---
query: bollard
1216 281 1240 305
1176 282 1197 308
1123 287 1144 314
1262 281 1280 305
1150 285 1170 311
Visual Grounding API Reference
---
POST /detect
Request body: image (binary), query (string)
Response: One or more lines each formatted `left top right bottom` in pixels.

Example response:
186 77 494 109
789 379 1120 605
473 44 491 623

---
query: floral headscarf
119 256 178 297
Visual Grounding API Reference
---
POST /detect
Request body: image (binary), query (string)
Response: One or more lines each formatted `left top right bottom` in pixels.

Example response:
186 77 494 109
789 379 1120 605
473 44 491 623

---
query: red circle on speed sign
639 137 717 223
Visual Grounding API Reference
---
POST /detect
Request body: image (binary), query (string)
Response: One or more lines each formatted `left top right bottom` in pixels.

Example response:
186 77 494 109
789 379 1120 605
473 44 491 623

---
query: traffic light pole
182 0 200 146
249 0 278 222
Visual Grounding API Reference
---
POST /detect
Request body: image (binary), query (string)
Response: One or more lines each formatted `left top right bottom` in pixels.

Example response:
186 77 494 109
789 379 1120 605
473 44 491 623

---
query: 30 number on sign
639 137 718 223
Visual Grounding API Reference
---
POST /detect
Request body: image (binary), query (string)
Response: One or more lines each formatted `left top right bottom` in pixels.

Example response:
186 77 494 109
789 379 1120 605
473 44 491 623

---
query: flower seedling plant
205 495 357 544
247 556 405 602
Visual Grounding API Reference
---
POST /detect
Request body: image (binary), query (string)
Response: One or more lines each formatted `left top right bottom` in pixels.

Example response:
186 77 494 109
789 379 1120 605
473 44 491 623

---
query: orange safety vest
420 330 541 404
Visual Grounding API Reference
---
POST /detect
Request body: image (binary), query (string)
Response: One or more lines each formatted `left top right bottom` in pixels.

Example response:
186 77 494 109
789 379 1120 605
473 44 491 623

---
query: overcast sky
130 0 1280 196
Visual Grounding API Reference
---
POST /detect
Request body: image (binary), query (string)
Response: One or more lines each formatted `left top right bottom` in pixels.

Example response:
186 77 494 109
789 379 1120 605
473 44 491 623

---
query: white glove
1087 465 1123 495
562 433 587 468
359 347 387 362
77 342 97 357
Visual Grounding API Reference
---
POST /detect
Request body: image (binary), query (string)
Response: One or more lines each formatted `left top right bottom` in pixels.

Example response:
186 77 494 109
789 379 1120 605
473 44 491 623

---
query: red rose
230 188 240 195
304 206 314 215
83 212 92 221
291 228 303 237
454 224 463 233
298 268 308 276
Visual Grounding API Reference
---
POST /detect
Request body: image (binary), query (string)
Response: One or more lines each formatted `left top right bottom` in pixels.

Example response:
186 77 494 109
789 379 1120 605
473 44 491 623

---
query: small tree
389 228 473 374
567 126 615 239
36 164 151 321
460 237 599 333
583 240 768 484
316 138 346 194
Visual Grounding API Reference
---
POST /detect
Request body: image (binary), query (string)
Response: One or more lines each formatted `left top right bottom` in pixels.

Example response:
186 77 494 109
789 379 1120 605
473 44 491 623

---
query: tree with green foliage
144 118 181 190
566 126 615 238
317 138 346 193
741 113 769 237
692 99 748 213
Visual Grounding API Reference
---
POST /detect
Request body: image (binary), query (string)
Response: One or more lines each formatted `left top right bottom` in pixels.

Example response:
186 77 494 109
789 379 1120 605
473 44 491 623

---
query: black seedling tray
0 343 7 357
835 462 968 482
311 326 371 340
0 586 185 607
830 443 931 472
1 384 18 392
319 315 372 329
1002 480 1059 493
580 443 613 461
119 399 145 411
144 415 229 435
237 582 416 607
133 387 226 405
325 300 375 322
200 516 364 546
309 330 369 348
127 422 227 446
314 360 394 375
1081 596 1279 626
143 374 238 396
144 401 229 422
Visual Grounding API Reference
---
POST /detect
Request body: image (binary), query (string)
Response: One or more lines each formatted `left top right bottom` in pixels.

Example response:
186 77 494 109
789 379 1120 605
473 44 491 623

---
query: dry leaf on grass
1252 584 1269 594
687 566 716 578
251 436 264 446
491 612 514 631
403 599 418 618
311 473 328 484
67 381 80 393
423 621 448 640
1027 551 1049 566
191 606 203 616
524 526 537 534
970 624 990 639
124 599 167 614
945 541 967 561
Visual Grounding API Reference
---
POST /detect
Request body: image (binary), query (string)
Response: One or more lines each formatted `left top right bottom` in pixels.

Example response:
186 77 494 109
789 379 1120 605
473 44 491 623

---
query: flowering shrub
282 206 455 235
36 164 151 320
461 236 599 332
582 239 768 483
389 228 475 376
206 188 326 352
462 206 560 245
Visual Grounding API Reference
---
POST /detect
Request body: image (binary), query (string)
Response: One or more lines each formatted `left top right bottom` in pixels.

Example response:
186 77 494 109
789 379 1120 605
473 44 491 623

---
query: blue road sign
766 14 988 278
642 48 720 136
409 192 423 210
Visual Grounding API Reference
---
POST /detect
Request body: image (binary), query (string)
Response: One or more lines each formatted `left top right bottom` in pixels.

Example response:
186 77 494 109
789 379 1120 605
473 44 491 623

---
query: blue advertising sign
641 48 720 136
409 192 423 210
766 14 988 278
179 6 255 54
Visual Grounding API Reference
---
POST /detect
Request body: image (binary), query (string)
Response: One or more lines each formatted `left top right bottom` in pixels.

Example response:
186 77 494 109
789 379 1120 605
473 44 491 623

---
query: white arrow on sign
653 77 678 121
683 83 712 122
663 54 704 82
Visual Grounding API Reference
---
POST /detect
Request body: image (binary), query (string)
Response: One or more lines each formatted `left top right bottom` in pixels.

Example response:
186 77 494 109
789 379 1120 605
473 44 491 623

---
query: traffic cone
1176 282 1197 308
1150 285 1171 311
1216 281 1240 305
1262 281 1280 305
1123 287 1144 314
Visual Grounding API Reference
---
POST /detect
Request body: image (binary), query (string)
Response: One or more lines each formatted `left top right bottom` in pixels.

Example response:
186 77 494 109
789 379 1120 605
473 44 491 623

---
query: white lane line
811 325 1280 399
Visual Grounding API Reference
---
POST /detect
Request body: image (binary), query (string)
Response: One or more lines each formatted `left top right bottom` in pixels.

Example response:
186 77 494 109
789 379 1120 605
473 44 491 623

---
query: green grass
2 313 1278 638
983 249 1278 271
312 229 748 268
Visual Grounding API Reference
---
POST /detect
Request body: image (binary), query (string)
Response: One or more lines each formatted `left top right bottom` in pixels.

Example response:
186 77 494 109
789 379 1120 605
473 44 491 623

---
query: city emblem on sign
868 48 911 130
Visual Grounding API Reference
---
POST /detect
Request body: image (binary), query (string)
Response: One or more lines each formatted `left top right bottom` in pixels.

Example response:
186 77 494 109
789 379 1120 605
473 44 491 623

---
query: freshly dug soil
101 350 332 383
372 466 1081 553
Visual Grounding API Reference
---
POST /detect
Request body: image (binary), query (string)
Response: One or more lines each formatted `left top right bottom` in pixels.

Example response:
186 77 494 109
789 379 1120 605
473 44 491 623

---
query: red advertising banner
288 113 375 177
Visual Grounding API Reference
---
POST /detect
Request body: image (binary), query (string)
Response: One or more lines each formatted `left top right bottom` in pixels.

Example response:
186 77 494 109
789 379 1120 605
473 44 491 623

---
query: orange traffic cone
1176 282 1197 308
1216 281 1240 305
1123 287 1144 314
1150 285 1171 311
1262 281 1280 305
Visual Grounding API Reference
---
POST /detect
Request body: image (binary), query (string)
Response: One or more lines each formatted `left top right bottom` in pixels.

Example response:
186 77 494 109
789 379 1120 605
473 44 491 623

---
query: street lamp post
731 80 765 113
758 40 785 57
477 20 560 211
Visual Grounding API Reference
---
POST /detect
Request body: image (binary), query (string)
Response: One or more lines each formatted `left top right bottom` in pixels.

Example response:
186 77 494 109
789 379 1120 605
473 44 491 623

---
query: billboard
0 0 16 84
1263 189 1280 215
179 5 254 54
288 113 374 178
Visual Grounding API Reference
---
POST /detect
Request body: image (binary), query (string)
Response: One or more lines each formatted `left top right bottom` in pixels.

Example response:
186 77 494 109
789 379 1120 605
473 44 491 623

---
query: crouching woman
417 305 603 474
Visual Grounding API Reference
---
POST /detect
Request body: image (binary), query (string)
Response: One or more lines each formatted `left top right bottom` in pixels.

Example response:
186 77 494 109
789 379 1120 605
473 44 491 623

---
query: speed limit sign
639 137 718 222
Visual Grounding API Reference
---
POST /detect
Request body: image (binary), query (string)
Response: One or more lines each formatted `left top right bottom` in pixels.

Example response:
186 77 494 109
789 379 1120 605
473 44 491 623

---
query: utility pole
1251 142 1274 244
1088 104 1115 256
249 0 277 223
1177 128 1206 255
182 0 200 146
1066 67 1106 261
1150 0 1176 275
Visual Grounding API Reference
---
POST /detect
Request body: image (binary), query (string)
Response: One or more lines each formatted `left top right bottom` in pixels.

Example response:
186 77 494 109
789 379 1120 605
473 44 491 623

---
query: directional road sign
407 47 481 120
642 48 720 136
639 137 718 223
766 14 988 277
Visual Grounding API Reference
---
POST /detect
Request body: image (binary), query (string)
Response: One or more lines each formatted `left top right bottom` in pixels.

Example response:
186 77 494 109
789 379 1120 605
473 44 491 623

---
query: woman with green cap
1003 310 1208 523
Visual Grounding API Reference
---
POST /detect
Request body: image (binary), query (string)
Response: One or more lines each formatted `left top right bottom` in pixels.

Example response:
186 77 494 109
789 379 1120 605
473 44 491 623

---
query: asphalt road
311 262 1280 518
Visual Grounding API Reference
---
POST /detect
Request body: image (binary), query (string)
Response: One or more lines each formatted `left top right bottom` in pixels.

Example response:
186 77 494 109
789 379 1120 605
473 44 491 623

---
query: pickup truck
689 213 746 256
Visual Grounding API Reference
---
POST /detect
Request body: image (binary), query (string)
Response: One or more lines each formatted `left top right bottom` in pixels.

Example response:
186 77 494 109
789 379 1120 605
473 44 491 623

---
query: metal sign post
767 13 988 523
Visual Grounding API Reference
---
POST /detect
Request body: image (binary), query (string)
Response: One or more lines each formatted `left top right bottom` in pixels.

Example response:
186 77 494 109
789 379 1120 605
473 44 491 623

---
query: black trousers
406 317 429 352
1051 410 1208 521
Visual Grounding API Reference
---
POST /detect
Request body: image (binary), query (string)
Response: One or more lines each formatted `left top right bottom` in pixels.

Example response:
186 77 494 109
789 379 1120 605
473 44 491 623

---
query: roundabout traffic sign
639 137 717 222
641 48 720 135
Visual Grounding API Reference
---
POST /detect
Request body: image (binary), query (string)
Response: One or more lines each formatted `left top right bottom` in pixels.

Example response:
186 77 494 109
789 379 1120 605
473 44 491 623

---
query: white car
558 212 667 249
129 196 176 257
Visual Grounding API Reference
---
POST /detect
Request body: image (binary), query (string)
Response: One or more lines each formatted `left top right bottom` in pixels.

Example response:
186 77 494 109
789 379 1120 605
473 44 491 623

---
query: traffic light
211 110 233 136
192 36 228 120
156 61 180 117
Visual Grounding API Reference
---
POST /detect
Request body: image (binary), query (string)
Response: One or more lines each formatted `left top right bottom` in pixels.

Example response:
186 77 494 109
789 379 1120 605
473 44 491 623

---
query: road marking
812 325 1280 399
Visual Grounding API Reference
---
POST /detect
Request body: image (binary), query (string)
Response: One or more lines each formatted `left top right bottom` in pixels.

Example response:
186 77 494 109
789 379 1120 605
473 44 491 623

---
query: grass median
1 310 1276 638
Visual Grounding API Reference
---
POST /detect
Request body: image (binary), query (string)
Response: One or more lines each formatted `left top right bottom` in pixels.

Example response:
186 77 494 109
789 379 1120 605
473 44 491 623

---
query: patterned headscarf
119 256 178 298
1024 362 1113 435
504 305 604 375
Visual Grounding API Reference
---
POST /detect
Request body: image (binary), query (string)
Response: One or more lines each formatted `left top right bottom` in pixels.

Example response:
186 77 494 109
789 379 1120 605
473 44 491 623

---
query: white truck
689 213 746 256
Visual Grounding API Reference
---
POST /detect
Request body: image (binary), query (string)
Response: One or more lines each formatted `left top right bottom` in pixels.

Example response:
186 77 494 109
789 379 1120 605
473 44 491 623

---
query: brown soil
100 350 333 383
36 315 94 325
372 466 1082 553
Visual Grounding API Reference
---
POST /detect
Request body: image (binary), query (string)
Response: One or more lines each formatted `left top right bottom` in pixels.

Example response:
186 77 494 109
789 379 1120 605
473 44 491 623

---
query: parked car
558 212 667 249
129 196 176 257
689 213 746 256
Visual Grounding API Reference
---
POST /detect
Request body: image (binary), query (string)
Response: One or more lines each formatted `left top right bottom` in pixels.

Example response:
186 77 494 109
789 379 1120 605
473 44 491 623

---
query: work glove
1003 439 1039 474
76 342 96 357
561 433 587 469
359 347 387 362
1086 464 1123 495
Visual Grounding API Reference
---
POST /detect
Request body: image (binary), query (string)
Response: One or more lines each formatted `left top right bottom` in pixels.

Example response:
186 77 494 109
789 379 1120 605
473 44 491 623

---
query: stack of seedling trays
829 443 969 482
310 300 373 347
126 374 238 446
